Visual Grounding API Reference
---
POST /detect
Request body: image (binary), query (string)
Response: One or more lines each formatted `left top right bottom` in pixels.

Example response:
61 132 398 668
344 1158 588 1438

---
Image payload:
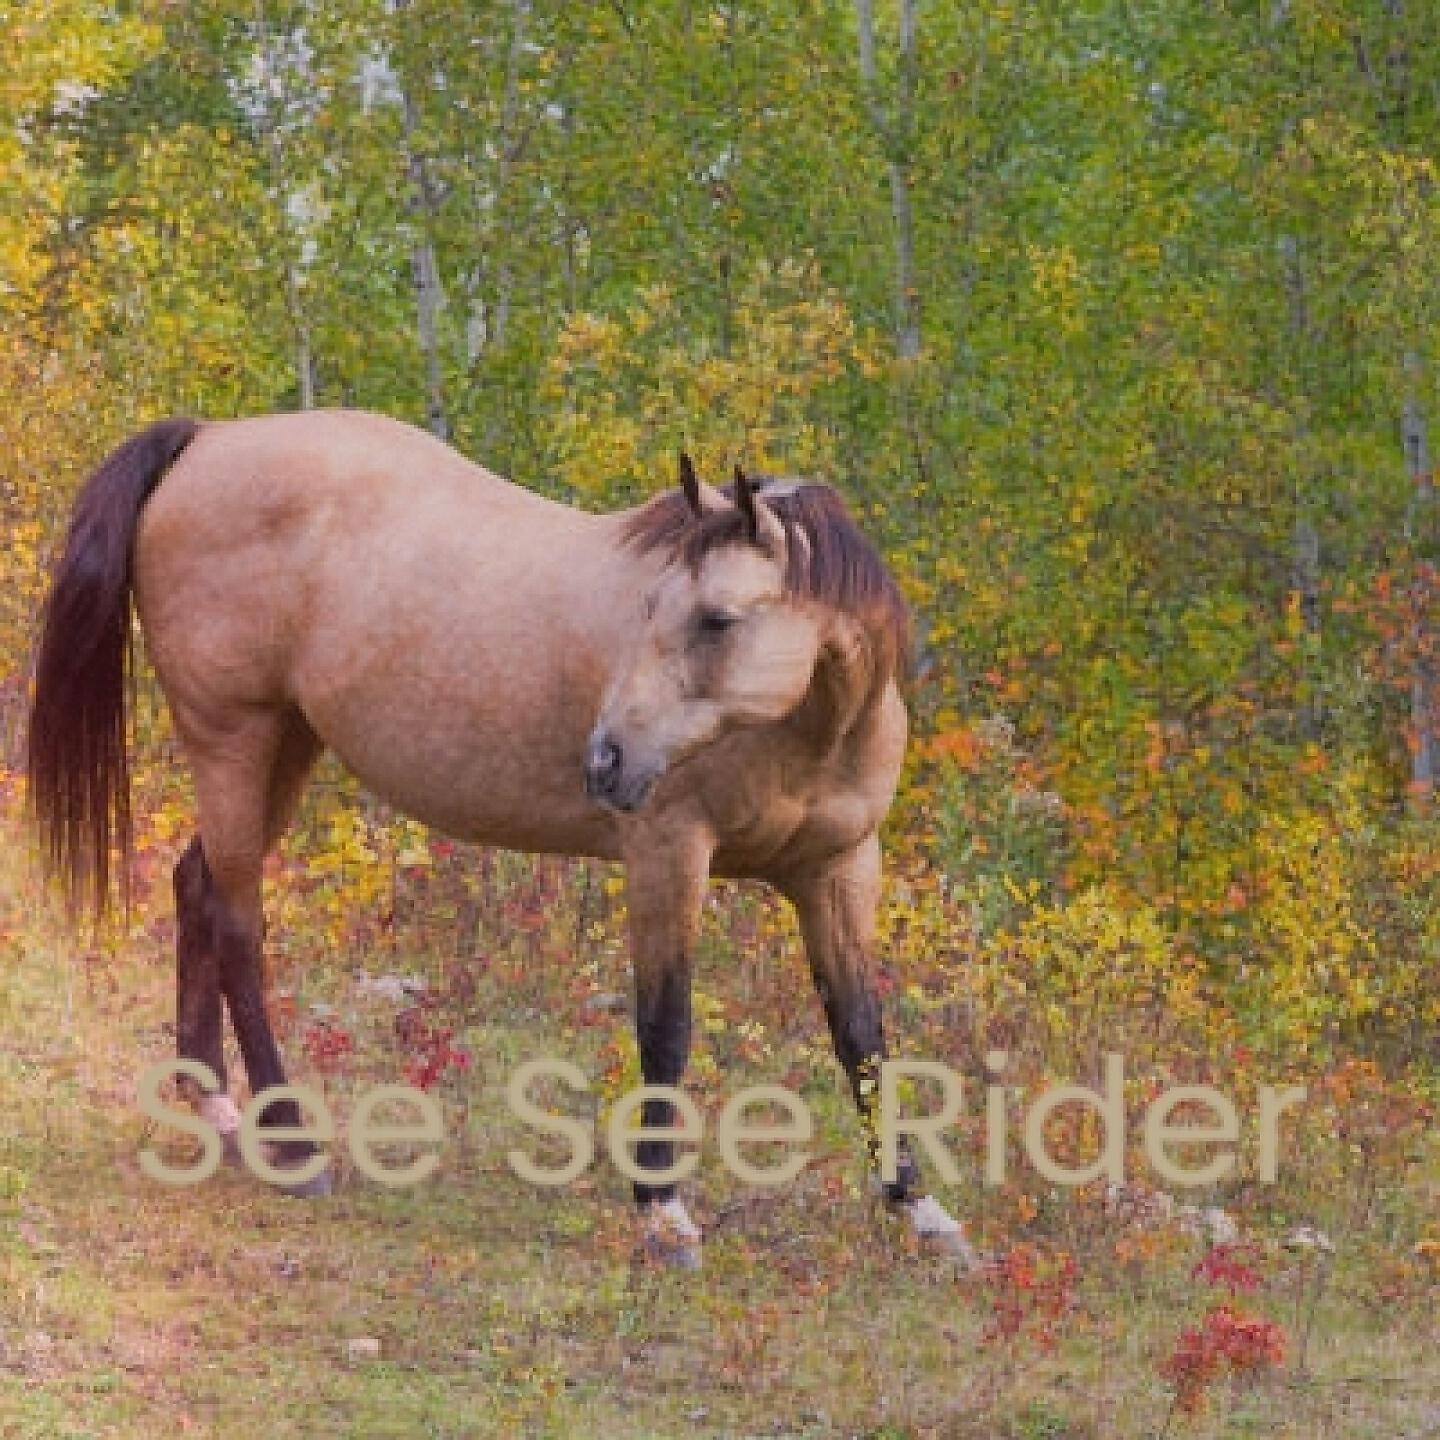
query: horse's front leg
784 834 982 1269
623 836 710 1269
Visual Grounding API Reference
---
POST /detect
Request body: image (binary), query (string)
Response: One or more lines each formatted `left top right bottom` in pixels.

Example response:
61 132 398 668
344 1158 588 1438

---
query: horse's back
151 409 541 522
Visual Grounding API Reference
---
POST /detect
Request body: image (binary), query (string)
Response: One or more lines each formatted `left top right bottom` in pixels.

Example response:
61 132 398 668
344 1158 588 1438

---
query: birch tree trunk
402 86 448 440
1280 234 1321 738
388 0 449 440
463 0 534 372
251 4 315 409
855 0 921 359
488 0 530 354
1403 352 1435 805
265 141 316 410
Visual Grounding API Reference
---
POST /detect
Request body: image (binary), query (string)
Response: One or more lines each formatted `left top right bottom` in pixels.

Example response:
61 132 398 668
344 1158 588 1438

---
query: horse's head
585 456 908 813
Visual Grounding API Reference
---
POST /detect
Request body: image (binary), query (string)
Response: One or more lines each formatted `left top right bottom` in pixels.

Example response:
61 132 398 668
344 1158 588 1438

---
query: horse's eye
696 608 739 638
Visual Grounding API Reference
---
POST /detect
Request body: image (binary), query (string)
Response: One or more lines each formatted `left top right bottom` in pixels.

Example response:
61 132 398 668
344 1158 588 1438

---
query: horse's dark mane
622 477 912 683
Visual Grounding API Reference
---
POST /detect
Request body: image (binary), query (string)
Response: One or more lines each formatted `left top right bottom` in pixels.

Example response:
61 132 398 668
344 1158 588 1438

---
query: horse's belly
298 676 619 859
331 742 619 857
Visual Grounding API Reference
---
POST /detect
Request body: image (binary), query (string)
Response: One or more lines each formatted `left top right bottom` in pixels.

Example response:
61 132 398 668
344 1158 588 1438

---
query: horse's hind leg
182 706 326 1193
173 835 240 1162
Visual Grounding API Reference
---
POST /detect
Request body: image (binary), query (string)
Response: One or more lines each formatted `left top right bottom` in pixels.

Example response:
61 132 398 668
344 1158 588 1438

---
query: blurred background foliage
1 0 1436 1077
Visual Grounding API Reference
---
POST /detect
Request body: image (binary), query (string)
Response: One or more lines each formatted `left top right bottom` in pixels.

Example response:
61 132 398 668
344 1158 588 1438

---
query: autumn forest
1 2 1438 1436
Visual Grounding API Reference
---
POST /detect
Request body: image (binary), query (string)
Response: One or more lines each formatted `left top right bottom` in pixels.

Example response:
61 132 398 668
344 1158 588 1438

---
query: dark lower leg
174 836 226 1094
632 959 693 1205
789 841 922 1204
814 975 921 1202
210 891 313 1165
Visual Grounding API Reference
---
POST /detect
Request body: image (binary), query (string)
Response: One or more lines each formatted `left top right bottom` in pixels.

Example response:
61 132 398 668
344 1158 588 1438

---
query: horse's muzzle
584 733 624 795
584 731 657 812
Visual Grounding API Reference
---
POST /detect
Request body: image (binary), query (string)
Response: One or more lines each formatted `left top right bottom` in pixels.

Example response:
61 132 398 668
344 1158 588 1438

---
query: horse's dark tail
25 418 200 919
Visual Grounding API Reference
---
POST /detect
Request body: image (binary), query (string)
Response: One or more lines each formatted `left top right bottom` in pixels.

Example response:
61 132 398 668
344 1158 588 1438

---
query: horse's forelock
621 479 912 682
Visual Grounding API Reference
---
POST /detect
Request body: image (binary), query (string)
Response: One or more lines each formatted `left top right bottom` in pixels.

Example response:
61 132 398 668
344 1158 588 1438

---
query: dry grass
1 834 1437 1440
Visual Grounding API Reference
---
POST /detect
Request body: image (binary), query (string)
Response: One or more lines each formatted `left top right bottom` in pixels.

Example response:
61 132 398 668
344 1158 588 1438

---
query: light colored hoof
637 1197 702 1271
905 1195 986 1273
640 1234 703 1270
927 1227 989 1274
272 1157 335 1199
1177 1203 1240 1245
199 1095 245 1169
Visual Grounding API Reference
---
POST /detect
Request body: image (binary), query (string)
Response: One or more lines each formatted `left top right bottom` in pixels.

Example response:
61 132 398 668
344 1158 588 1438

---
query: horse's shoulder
694 697 904 877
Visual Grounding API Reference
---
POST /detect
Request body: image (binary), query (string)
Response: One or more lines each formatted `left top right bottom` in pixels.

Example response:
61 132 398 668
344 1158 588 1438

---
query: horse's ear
679 452 702 516
734 464 786 556
678 452 728 518
733 465 758 538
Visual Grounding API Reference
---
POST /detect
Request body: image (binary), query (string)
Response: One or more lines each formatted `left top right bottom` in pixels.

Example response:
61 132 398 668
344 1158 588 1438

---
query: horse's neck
581 517 671 663
791 614 889 756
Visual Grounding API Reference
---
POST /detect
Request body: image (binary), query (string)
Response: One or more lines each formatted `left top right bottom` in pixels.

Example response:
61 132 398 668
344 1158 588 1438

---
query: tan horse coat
27 408 975 1266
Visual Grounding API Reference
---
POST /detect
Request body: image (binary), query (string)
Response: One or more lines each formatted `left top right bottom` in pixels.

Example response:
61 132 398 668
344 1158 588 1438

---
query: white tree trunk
250 4 316 408
389 0 450 440
855 0 921 359
402 87 448 440
1281 234 1320 737
1403 353 1435 802
465 0 529 361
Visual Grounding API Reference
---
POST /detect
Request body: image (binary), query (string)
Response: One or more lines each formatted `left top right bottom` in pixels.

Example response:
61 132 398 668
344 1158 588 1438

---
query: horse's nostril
585 734 624 793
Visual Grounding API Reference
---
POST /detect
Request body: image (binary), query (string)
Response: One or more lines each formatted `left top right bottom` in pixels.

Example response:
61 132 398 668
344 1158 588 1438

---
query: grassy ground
1 833 1437 1440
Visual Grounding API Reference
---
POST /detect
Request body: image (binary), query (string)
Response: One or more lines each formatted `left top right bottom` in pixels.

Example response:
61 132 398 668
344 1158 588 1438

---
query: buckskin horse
24 409 975 1268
